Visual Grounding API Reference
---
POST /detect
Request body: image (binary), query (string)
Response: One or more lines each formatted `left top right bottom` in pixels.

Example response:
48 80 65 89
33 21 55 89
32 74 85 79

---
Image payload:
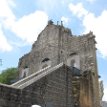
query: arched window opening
70 52 77 56
67 53 80 69
41 58 51 70
23 72 27 78
21 65 29 78
71 59 75 67
42 58 50 62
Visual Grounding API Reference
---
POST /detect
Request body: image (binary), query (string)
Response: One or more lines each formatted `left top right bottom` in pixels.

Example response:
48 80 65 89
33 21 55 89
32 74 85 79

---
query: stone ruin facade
0 21 100 107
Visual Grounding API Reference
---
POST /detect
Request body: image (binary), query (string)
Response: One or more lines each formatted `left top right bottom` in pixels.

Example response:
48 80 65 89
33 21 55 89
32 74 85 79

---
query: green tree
0 68 18 85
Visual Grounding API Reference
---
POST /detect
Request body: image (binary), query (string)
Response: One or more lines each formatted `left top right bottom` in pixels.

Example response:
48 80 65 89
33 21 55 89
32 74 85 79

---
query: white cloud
7 0 16 7
83 10 107 57
69 3 107 58
9 11 48 44
0 0 15 52
0 24 12 52
69 3 88 18
0 0 48 51
0 1 48 45
103 87 107 101
0 0 15 20
61 16 69 25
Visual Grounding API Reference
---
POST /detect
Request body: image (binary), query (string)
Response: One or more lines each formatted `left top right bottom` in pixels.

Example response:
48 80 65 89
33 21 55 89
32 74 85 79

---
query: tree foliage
0 68 18 85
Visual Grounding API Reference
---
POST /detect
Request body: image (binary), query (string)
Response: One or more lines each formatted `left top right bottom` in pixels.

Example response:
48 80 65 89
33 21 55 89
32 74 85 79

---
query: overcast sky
0 0 107 101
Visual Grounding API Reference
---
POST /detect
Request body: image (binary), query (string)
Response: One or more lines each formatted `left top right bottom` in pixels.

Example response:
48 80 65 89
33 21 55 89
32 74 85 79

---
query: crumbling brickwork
0 21 100 107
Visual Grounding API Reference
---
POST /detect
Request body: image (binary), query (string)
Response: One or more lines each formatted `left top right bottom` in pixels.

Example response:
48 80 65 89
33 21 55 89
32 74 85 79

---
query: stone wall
0 65 75 107
23 65 75 107
80 71 93 107
18 24 97 78
0 84 22 107
17 22 100 107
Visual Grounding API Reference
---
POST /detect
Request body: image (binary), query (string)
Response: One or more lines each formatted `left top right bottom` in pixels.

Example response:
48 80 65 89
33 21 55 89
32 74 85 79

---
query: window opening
42 58 50 62
71 59 75 67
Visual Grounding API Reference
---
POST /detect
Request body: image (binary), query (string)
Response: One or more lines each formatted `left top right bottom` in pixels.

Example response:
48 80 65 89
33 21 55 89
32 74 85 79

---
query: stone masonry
0 21 100 107
0 64 77 107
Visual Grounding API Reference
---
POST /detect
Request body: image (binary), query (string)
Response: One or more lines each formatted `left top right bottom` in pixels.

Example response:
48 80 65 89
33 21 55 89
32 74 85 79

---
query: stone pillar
80 71 93 107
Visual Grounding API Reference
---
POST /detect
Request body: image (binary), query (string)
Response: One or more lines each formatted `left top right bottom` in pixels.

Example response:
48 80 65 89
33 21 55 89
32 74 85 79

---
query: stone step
11 63 64 89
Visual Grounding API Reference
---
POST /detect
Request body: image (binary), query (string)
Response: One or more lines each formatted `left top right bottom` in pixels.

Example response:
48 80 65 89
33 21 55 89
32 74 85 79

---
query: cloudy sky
0 0 107 101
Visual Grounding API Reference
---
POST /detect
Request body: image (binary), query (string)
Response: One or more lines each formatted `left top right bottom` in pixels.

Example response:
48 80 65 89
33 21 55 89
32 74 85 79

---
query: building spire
61 21 63 26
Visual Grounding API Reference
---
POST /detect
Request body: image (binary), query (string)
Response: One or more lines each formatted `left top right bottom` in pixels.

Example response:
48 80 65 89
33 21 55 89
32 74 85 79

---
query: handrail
11 65 51 87
11 63 64 89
